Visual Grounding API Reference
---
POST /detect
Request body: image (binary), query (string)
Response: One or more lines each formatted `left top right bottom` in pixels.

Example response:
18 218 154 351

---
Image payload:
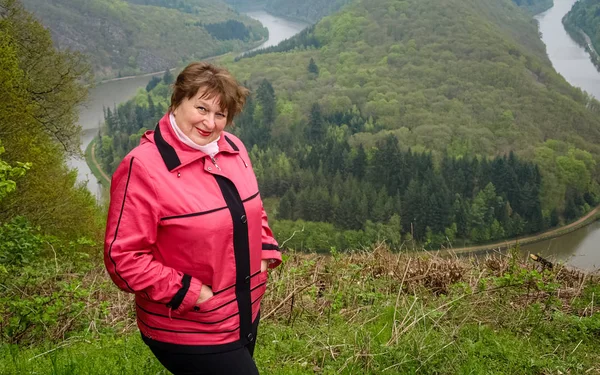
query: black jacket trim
213 270 261 296
213 174 252 345
159 191 257 222
224 135 239 151
166 274 191 310
138 317 239 334
262 243 280 251
192 279 265 315
154 123 181 171
141 313 260 355
161 206 228 221
107 157 136 293
251 281 266 293
137 303 238 325
251 291 266 305
242 191 259 203
197 297 237 314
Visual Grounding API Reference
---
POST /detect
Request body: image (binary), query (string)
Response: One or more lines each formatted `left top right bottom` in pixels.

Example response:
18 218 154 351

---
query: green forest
563 0 600 70
20 0 268 80
97 0 600 252
226 0 553 23
3 0 600 374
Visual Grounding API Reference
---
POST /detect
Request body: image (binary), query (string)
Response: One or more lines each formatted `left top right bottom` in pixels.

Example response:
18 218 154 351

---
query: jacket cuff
174 277 202 316
262 247 282 269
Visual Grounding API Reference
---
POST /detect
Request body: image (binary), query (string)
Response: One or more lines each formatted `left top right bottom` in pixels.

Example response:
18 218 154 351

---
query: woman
104 62 281 375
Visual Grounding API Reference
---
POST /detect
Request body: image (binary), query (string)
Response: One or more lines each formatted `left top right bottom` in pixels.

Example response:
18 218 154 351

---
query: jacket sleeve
104 156 201 315
260 200 282 268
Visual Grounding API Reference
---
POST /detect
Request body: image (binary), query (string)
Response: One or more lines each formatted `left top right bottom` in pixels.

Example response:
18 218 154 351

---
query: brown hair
169 62 249 125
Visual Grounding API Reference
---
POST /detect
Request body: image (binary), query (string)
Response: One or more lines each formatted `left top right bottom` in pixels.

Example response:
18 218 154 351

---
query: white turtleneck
169 113 219 157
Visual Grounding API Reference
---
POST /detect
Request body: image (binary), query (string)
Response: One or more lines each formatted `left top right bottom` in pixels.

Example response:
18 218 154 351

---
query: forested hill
20 0 268 80
562 0 600 69
99 0 600 251
225 0 553 23
513 0 553 14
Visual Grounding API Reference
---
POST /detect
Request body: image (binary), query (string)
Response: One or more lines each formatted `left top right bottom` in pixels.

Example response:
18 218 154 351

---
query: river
69 2 599 269
67 11 310 200
520 0 600 270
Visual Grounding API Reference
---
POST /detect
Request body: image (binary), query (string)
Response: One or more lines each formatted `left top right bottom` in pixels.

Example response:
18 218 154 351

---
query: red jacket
104 113 281 352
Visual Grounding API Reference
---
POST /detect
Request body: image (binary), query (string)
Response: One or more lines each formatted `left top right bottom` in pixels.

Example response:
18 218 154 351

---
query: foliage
0 141 30 202
1 247 600 373
0 217 43 267
0 0 102 240
563 0 600 71
20 0 268 80
204 20 252 41
512 0 553 14
96 0 600 250
235 25 320 61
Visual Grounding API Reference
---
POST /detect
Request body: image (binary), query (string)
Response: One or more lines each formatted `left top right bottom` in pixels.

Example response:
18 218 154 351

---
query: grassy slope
1 248 600 374
223 0 600 162
21 0 267 80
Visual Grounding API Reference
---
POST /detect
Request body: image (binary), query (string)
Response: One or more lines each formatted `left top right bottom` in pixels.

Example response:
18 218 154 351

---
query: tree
306 103 325 142
163 68 174 85
307 57 319 75
256 79 276 125
146 76 161 92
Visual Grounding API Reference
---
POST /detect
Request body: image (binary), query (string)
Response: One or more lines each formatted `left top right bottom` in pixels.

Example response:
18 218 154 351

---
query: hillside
21 0 268 80
3 246 600 374
97 0 600 251
226 0 553 23
513 0 554 14
563 0 600 70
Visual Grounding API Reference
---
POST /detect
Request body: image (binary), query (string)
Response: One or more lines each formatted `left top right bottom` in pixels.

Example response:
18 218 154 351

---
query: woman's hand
196 284 213 304
261 259 268 272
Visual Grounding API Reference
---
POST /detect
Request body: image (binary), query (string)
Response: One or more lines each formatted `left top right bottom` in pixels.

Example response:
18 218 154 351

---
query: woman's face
172 89 228 146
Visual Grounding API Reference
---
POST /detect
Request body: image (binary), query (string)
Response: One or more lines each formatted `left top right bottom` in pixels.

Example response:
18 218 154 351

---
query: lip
196 128 212 137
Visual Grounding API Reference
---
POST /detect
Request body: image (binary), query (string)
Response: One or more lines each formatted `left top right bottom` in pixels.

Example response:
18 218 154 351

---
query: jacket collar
151 113 239 172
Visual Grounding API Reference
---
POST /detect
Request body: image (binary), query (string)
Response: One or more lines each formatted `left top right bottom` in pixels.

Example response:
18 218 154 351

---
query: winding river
522 0 600 270
69 2 600 269
67 11 310 200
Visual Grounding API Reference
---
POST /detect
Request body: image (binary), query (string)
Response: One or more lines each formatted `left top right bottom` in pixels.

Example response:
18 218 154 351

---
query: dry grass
2 244 597 346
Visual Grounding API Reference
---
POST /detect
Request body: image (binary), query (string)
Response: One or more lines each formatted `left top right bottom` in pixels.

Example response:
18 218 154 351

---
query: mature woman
104 62 281 375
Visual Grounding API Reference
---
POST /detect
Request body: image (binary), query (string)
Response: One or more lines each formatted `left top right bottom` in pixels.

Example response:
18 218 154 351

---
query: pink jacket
104 113 281 351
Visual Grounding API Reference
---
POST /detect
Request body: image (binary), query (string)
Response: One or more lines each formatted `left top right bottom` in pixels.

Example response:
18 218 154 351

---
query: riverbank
95 37 267 85
85 138 110 188
442 205 600 256
1 246 599 374
562 14 600 71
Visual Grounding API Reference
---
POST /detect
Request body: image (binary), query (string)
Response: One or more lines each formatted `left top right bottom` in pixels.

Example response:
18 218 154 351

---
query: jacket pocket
191 288 239 326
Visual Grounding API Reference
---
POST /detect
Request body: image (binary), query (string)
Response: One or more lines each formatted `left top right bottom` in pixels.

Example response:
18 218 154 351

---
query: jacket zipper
210 156 221 171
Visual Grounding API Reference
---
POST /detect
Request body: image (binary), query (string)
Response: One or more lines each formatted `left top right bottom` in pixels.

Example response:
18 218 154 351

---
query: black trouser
149 344 259 375
146 314 260 375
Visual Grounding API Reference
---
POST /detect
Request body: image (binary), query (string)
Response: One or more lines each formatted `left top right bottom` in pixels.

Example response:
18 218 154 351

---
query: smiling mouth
196 128 211 137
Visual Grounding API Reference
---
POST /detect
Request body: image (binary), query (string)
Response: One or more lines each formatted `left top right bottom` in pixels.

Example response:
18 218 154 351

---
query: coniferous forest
96 0 600 252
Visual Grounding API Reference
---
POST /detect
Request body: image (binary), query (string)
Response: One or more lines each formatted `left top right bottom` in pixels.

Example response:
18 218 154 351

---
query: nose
203 113 216 130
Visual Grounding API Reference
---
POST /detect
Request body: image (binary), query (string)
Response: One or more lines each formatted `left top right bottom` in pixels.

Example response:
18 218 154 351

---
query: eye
197 106 207 112
216 112 227 118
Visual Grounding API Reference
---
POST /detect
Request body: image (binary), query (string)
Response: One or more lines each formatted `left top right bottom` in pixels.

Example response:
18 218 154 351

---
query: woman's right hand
196 284 213 304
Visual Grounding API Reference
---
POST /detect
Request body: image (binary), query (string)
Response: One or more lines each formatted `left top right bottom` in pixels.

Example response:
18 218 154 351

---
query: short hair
169 62 249 125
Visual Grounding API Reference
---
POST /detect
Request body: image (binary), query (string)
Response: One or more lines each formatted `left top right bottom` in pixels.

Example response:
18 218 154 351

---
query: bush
0 216 43 267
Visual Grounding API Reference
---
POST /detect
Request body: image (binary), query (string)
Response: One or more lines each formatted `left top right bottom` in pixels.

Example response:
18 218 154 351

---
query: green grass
2 248 600 374
2 302 599 374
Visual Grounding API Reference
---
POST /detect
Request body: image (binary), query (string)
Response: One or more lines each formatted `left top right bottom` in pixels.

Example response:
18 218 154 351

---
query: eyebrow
196 99 226 113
